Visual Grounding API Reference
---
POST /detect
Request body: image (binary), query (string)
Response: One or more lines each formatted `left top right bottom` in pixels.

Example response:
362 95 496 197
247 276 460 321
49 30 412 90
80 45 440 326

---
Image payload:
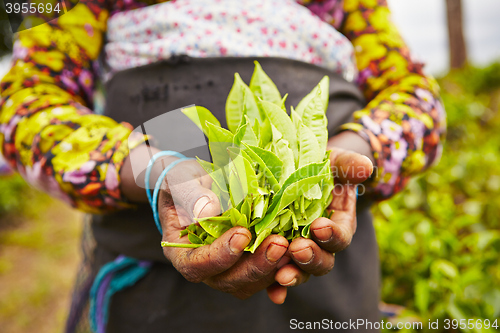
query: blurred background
0 1 499 332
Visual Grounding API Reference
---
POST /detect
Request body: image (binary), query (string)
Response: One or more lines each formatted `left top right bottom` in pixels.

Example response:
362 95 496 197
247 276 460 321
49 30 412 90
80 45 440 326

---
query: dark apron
91 56 380 332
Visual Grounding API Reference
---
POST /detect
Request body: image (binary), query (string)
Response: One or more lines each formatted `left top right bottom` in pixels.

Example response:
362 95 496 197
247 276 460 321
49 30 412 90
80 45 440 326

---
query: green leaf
249 61 282 105
280 93 289 112
303 184 322 200
301 224 312 238
197 157 229 195
196 215 231 223
306 159 333 202
277 161 329 198
255 172 327 234
291 107 301 131
182 106 221 137
279 209 293 231
302 90 328 152
275 174 327 213
242 143 281 191
295 76 329 117
199 217 232 239
298 198 322 227
196 158 214 175
188 232 204 245
253 193 269 220
228 161 245 208
297 118 322 168
226 73 260 133
432 259 458 279
227 148 259 207
261 100 298 160
239 197 252 227
233 116 258 147
205 235 216 245
207 122 234 169
295 77 329 151
185 224 203 244
291 209 299 230
272 139 295 185
447 297 473 333
247 228 272 253
414 279 430 315
259 117 272 148
243 85 263 126
235 213 248 228
228 208 241 226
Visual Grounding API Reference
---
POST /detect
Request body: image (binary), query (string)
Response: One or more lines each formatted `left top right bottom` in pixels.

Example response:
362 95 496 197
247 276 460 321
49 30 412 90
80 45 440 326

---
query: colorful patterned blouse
0 0 446 213
104 0 358 80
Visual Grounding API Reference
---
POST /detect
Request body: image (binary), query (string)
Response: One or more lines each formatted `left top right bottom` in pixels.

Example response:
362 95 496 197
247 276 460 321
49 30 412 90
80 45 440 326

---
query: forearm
120 144 184 203
0 80 145 212
337 0 446 199
0 4 144 213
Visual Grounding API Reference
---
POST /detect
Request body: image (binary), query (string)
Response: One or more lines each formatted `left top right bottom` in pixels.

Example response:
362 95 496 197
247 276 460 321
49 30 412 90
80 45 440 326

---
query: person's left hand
269 132 374 300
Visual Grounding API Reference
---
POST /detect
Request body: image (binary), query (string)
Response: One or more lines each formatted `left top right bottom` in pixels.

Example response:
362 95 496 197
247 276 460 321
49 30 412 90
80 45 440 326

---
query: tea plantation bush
375 63 500 332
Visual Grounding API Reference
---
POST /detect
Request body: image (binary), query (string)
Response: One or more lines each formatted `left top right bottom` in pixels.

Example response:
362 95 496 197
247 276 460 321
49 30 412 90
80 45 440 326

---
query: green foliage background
0 2 13 57
0 63 499 331
375 63 500 332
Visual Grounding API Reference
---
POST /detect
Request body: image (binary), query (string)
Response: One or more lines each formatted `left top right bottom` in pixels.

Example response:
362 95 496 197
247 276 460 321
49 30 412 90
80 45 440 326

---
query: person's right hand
158 159 302 304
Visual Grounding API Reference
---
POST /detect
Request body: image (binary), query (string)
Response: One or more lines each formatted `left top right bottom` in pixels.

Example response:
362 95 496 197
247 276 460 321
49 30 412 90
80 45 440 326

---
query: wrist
120 145 180 203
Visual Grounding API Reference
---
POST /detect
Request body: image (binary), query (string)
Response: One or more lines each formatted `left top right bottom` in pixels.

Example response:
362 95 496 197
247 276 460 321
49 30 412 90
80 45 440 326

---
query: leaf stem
161 242 204 248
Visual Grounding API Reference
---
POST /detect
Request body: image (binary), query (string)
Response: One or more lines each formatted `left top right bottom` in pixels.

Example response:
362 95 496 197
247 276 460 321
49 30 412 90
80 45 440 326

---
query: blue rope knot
89 151 190 332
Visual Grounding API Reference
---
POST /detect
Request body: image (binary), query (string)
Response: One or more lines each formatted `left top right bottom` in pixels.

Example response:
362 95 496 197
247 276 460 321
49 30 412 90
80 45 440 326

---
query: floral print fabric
0 0 445 211
335 0 446 199
105 0 357 81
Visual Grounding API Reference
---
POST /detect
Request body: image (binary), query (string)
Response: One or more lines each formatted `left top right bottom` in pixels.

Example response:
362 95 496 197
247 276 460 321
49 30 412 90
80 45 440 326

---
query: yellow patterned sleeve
338 0 446 199
0 2 146 213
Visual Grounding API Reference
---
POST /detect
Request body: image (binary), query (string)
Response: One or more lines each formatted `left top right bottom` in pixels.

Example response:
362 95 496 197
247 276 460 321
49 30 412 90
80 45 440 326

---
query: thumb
164 162 221 226
329 148 373 185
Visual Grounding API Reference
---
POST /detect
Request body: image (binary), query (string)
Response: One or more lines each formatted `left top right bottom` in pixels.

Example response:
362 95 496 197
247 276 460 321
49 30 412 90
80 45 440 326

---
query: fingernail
291 247 313 264
266 243 287 263
361 155 374 175
193 196 210 218
280 278 297 287
229 233 251 254
313 227 333 242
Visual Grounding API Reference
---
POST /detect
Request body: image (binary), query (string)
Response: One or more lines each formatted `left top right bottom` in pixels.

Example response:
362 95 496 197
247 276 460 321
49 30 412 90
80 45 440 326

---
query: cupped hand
157 131 374 304
273 133 373 291
158 159 295 304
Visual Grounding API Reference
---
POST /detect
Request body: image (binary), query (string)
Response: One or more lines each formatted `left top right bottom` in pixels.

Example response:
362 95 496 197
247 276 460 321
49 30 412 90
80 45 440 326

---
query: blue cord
145 151 186 206
144 151 191 234
151 158 190 233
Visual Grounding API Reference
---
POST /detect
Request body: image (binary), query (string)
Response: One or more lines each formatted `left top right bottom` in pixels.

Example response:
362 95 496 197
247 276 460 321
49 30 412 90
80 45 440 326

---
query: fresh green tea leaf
247 227 272 253
259 117 272 148
297 118 322 168
261 100 298 160
243 143 281 190
233 116 259 147
227 148 259 205
199 218 232 238
295 76 329 117
302 89 328 152
182 106 221 137
250 61 282 105
226 73 260 133
272 139 295 184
